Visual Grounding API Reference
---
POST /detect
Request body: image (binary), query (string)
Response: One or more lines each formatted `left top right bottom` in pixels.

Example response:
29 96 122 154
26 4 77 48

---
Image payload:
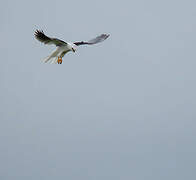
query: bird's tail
42 49 59 64
42 56 58 64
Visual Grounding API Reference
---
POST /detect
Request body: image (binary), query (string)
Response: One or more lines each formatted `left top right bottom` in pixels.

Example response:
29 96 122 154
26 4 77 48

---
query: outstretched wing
74 34 110 46
34 30 67 46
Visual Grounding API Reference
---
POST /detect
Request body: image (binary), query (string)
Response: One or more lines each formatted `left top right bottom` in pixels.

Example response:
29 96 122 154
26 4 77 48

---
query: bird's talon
57 57 62 64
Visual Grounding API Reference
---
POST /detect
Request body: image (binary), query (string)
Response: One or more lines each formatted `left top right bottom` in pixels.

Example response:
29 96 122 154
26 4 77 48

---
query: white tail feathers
42 56 58 64
42 49 60 64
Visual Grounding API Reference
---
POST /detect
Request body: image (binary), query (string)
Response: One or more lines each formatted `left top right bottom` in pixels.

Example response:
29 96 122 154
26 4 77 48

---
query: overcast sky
1 0 196 179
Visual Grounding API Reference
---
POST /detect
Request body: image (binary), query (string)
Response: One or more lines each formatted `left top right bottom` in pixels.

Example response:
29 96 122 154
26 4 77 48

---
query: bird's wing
34 30 67 46
74 34 110 46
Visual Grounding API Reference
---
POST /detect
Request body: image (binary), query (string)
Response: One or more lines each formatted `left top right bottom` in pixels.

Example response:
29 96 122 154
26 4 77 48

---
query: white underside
42 43 75 64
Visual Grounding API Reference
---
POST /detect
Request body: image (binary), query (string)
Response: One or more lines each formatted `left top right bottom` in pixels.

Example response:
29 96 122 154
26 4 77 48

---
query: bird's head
72 47 76 53
68 43 77 53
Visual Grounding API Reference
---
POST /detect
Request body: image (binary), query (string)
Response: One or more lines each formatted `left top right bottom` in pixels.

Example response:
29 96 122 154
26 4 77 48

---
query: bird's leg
57 56 62 64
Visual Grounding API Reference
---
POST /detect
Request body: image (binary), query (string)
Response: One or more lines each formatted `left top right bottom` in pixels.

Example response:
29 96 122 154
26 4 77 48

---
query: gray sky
1 0 196 179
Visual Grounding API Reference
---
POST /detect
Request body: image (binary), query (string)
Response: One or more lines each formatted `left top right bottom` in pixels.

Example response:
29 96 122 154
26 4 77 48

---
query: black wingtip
34 29 44 37
34 29 51 44
102 33 110 39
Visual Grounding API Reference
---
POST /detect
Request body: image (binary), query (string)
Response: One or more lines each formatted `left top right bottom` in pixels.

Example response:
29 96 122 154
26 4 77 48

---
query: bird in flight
34 30 110 64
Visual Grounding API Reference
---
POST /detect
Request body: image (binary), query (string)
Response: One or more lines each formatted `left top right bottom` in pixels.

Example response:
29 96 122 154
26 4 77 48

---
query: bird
34 30 110 64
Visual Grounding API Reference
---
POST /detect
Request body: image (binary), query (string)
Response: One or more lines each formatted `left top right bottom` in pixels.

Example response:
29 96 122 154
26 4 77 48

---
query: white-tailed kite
34 30 110 64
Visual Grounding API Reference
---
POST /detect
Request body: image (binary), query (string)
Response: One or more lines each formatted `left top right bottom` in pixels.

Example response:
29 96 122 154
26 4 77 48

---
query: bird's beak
72 48 75 53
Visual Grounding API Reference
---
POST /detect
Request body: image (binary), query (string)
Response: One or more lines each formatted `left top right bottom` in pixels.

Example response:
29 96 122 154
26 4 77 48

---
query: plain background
1 0 196 179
